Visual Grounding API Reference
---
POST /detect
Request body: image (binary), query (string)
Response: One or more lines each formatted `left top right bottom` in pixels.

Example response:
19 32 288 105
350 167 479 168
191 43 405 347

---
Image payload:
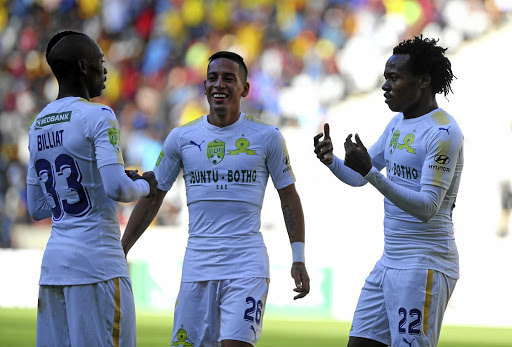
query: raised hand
291 262 310 300
313 123 334 165
344 133 372 176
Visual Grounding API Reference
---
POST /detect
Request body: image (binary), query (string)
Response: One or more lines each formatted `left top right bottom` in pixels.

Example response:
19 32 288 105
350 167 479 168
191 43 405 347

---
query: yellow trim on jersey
245 113 270 126
431 111 450 125
113 277 121 347
76 98 108 107
179 116 203 128
423 269 434 335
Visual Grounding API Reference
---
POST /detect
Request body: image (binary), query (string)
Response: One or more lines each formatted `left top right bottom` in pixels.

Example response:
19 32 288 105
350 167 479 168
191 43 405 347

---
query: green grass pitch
1 308 510 346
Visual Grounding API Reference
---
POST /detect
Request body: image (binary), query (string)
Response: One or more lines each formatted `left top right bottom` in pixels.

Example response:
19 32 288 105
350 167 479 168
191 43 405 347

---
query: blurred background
1 0 512 342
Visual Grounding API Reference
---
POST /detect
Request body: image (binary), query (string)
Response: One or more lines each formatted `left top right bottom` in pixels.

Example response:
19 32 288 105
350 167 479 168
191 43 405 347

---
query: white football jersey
27 97 128 285
369 108 463 279
154 113 295 281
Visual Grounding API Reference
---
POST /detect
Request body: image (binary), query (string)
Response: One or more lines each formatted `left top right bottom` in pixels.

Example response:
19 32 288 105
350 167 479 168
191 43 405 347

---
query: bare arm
121 188 167 255
278 183 310 299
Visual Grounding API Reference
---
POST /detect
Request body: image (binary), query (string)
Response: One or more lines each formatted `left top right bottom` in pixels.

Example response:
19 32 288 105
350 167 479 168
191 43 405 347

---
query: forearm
100 164 150 202
328 155 368 187
278 184 305 243
26 184 52 221
364 167 446 222
122 189 166 255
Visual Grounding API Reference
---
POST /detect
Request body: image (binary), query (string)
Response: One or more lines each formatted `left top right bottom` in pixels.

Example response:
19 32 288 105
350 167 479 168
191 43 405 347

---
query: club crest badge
207 139 225 165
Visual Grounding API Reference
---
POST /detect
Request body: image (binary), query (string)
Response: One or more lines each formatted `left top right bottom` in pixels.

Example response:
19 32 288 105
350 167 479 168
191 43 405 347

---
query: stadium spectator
26 30 157 347
314 36 463 347
0 0 509 239
122 51 310 346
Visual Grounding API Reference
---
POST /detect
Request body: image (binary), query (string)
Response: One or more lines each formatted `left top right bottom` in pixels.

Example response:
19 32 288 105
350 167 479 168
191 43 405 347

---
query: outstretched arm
100 164 157 202
122 188 167 255
277 183 310 300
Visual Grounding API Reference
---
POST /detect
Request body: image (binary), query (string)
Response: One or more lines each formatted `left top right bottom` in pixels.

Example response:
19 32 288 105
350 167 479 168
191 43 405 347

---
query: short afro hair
45 30 86 62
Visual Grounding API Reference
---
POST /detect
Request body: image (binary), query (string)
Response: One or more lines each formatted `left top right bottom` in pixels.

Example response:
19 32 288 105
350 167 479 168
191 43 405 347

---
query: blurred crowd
1 0 511 247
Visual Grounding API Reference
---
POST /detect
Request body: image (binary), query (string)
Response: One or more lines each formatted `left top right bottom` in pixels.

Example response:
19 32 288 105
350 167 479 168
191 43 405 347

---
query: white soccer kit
368 108 463 278
155 113 295 282
154 113 295 345
27 97 135 346
347 108 464 346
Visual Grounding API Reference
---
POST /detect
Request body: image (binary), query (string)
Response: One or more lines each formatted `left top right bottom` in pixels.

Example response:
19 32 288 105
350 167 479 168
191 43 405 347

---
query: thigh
172 281 222 347
36 285 70 347
349 264 390 346
383 268 456 347
65 277 136 347
219 277 270 346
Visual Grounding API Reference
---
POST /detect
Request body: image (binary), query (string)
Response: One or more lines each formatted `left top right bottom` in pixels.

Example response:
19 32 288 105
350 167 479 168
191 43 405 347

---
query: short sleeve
154 128 182 191
266 127 295 189
421 124 463 189
85 106 124 168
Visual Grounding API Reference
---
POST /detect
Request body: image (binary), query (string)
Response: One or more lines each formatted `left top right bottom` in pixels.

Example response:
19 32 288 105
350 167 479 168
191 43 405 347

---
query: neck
208 109 241 128
56 80 90 101
403 99 438 119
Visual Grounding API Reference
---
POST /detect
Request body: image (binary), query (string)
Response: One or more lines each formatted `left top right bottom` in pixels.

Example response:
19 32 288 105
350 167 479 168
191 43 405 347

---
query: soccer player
314 36 463 347
26 31 157 347
122 51 310 346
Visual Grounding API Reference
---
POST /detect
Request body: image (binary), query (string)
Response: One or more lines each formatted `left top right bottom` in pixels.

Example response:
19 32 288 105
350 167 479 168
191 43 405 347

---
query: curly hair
393 36 455 97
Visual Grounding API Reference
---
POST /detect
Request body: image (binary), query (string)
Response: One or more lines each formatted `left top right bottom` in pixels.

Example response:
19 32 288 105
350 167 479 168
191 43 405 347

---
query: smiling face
382 54 426 117
204 57 249 124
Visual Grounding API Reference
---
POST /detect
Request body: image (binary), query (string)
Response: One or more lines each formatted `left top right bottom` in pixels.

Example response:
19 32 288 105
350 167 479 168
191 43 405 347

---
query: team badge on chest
207 139 225 165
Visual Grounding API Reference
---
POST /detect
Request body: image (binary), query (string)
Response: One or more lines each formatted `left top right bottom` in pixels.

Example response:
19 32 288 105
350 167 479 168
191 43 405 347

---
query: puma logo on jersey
190 140 204 151
402 337 415 346
439 126 450 135
250 325 257 339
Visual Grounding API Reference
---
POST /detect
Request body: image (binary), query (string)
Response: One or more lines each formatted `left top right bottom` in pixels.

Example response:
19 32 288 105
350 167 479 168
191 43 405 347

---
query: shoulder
169 115 204 138
72 99 116 118
428 109 462 134
163 116 204 148
242 114 282 137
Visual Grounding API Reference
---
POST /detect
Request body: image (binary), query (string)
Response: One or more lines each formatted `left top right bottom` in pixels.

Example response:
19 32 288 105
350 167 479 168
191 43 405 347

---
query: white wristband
291 242 305 263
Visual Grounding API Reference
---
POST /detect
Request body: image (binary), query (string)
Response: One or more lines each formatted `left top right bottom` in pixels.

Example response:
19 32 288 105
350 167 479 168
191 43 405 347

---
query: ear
203 80 207 95
241 81 250 98
419 74 431 89
77 58 87 75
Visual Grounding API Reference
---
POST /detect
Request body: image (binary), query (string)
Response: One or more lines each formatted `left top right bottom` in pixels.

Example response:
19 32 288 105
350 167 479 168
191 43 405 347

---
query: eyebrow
207 71 237 77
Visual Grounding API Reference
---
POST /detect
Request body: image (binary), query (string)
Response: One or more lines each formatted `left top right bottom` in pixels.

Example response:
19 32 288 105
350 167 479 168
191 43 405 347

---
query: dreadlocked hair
393 36 455 97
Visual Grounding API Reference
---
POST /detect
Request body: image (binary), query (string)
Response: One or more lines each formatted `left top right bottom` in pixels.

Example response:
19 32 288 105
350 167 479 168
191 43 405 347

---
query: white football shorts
349 263 456 347
171 277 270 346
36 277 136 347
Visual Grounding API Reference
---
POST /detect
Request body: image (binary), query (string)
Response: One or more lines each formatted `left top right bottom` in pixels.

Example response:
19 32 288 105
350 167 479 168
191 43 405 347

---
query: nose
214 76 224 88
382 80 390 91
104 66 108 75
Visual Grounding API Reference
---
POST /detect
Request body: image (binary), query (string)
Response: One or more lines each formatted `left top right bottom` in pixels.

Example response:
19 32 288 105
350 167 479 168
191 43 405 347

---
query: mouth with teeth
213 93 227 100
